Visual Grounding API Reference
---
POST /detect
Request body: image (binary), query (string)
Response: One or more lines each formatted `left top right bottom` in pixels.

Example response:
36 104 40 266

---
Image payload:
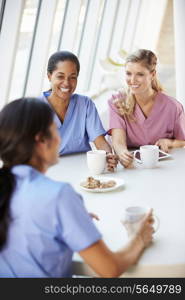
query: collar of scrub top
43 90 76 129
11 164 40 180
134 92 160 124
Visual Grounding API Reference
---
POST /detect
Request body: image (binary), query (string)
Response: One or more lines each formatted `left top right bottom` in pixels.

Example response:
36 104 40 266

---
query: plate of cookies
80 176 125 193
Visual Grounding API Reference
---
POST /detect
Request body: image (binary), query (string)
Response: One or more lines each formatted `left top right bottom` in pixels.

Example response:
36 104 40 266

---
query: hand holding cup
121 206 159 243
106 152 118 172
134 145 159 168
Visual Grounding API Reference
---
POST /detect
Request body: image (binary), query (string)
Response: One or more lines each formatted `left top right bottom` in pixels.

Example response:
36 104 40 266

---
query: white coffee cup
134 145 159 168
86 150 106 175
121 206 160 236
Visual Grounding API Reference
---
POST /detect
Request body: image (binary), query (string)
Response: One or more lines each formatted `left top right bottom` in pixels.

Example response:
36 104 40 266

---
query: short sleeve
85 98 106 141
174 103 185 140
56 184 102 252
108 99 126 132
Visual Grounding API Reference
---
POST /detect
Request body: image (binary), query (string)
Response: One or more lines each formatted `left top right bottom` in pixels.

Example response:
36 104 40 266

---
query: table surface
46 148 185 277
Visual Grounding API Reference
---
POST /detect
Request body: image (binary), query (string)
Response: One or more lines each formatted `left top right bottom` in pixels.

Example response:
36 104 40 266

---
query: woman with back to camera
41 50 117 171
0 98 154 277
108 49 185 167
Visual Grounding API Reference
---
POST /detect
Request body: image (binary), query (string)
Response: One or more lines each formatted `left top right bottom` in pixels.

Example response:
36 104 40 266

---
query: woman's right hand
136 210 154 248
118 149 133 168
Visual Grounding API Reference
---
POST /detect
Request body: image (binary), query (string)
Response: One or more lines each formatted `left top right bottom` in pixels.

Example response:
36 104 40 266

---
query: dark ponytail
0 167 15 250
0 97 54 250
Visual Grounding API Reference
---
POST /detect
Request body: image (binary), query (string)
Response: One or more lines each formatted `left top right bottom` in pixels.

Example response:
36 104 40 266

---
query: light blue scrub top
0 165 102 278
41 91 106 155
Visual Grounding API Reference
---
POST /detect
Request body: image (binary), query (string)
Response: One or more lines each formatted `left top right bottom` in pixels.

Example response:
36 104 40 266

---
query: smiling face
47 60 78 101
125 62 155 96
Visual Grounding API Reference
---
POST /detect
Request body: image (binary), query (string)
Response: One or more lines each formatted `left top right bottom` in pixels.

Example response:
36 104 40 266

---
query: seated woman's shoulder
159 92 183 109
73 93 92 102
39 173 70 192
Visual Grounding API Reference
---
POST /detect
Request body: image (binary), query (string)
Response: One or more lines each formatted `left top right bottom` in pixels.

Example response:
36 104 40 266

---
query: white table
47 148 185 277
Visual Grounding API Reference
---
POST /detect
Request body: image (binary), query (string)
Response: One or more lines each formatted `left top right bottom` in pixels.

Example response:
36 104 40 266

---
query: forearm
94 135 112 153
112 129 128 155
114 235 144 274
156 138 185 153
79 238 144 278
171 139 185 148
79 213 152 277
113 142 127 156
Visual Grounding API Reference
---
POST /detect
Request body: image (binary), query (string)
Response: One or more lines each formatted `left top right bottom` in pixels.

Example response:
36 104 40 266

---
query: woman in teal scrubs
41 51 117 170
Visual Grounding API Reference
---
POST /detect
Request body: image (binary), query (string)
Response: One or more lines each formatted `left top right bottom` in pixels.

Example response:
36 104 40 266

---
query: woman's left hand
106 153 118 172
155 138 173 153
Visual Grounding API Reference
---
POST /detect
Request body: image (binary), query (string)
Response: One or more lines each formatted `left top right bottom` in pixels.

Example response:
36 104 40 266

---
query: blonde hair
113 49 163 118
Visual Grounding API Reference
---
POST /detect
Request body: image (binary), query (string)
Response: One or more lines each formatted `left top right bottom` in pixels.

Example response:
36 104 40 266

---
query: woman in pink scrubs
108 49 185 167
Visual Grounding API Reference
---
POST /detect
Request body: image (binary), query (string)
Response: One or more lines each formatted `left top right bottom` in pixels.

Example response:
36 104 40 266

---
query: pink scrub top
108 92 185 148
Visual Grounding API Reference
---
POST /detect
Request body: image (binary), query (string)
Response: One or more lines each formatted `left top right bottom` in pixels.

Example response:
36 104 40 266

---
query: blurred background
0 0 184 114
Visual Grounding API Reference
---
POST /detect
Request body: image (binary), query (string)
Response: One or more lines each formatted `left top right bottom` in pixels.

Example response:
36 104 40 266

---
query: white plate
80 176 125 193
